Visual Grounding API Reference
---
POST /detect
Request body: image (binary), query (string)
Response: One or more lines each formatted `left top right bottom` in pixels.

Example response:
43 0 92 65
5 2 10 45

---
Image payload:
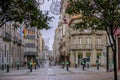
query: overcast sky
40 0 60 51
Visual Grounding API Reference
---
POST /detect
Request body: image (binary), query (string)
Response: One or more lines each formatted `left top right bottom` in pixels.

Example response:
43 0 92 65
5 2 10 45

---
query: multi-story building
69 28 107 66
37 30 45 61
24 27 38 63
53 0 107 66
53 23 63 63
0 22 24 68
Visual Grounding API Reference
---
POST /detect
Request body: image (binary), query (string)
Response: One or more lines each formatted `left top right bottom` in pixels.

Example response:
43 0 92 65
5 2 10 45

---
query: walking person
81 59 85 70
96 59 100 70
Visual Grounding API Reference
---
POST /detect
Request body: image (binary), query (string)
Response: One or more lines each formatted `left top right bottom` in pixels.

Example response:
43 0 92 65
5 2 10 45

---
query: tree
66 0 120 80
0 0 52 29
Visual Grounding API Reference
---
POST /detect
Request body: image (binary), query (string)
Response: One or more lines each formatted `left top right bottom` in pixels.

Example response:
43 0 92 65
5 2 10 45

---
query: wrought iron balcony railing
70 44 92 50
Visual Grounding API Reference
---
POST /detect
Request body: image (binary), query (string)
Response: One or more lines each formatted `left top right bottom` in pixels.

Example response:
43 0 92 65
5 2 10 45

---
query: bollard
7 64 9 72
35 63 36 70
17 63 19 70
66 64 69 71
62 62 64 69
66 61 69 71
30 63 32 72
75 63 77 69
28 63 30 69
2 63 4 70
82 64 85 70
97 64 99 70
63 64 64 69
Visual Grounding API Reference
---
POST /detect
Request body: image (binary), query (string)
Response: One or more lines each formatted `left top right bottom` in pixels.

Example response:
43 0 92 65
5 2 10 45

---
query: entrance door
118 38 120 70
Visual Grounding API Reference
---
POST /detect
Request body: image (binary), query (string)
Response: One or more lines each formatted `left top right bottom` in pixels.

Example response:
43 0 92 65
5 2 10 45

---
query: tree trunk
113 41 117 80
105 24 118 80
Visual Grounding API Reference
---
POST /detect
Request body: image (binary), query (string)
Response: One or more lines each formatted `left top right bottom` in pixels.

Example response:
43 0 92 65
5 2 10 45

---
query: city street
0 62 120 80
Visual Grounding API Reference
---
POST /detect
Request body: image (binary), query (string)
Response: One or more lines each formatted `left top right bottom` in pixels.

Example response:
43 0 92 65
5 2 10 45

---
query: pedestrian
75 62 77 69
27 61 30 69
62 61 65 69
96 59 100 70
82 59 85 70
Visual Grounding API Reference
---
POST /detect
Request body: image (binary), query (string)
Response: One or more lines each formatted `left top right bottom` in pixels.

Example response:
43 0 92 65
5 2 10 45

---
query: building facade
24 27 38 63
69 29 107 66
0 22 24 68
53 0 107 66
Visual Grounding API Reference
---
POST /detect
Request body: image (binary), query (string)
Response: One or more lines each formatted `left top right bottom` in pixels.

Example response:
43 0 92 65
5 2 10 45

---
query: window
74 37 76 44
97 37 101 44
79 37 82 44
87 37 91 44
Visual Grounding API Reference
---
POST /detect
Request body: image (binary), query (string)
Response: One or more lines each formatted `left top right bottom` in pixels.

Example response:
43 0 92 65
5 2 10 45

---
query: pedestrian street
0 62 120 80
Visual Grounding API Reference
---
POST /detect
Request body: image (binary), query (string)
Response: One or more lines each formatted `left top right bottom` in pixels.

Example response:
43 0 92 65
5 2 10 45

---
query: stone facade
0 22 24 68
53 0 107 66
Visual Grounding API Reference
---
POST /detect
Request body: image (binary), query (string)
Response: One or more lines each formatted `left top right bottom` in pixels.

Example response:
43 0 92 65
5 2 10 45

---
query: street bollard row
0 62 37 73
61 59 101 71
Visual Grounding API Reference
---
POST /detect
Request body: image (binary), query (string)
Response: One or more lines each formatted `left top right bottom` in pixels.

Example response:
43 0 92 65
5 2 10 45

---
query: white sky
40 0 60 50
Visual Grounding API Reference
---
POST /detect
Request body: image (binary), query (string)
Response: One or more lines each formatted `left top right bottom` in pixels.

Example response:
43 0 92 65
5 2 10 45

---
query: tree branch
0 20 9 28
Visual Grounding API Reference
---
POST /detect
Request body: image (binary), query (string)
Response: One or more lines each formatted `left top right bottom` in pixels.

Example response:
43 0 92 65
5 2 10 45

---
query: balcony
24 51 37 56
95 44 104 50
26 35 35 39
71 30 92 36
2 32 12 41
70 44 92 50
95 30 104 35
25 43 35 48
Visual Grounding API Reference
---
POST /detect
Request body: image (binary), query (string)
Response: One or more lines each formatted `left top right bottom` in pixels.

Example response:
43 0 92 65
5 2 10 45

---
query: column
70 52 74 66
92 49 96 65
75 52 78 64
83 52 86 58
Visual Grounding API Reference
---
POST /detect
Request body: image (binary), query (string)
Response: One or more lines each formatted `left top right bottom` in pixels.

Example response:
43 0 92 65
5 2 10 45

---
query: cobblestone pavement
0 63 120 80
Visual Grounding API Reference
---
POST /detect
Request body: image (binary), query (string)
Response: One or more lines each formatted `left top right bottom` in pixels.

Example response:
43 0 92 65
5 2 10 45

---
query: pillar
70 52 74 66
75 52 78 64
92 49 96 65
83 52 86 58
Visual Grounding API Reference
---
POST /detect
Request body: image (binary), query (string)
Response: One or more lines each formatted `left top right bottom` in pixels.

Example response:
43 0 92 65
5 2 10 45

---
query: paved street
0 62 120 80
